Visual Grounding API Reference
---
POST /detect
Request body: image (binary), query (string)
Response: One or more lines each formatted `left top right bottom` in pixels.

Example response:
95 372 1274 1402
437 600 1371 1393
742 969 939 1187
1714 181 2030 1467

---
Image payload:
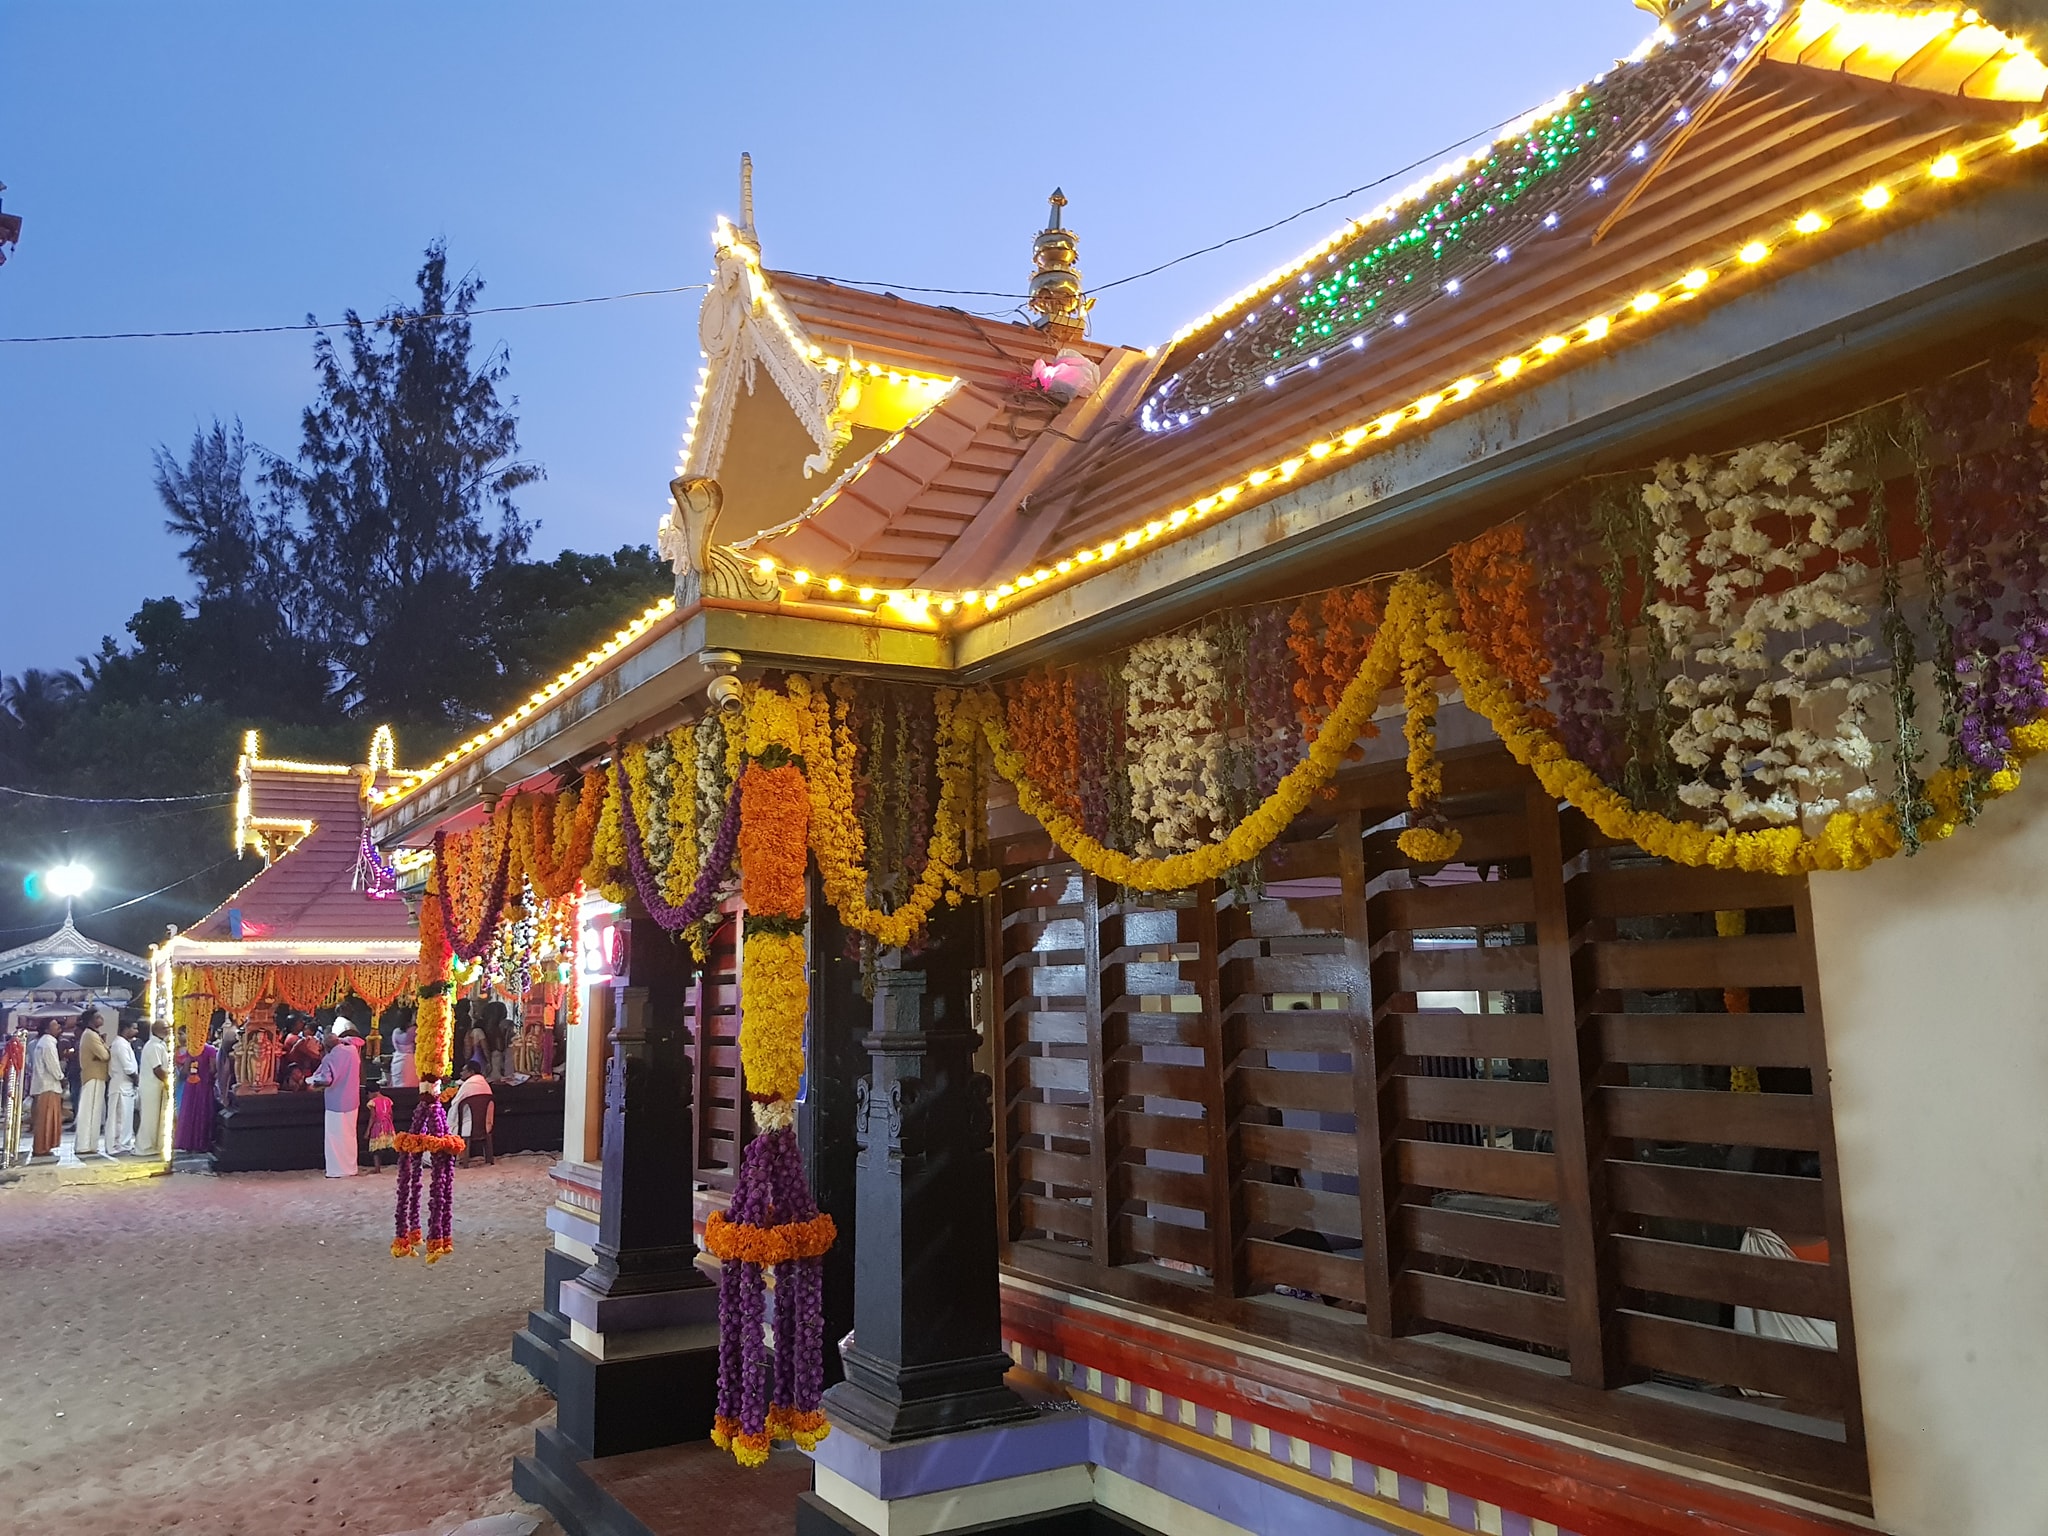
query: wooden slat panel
1338 807 1397 1337
1111 1060 1208 1103
1123 1214 1210 1268
1382 1012 1548 1060
1016 1146 1093 1189
1012 1100 1090 1140
1219 895 1346 940
1619 1310 1844 1403
1222 952 1359 998
1238 1123 1358 1176
1259 839 1340 881
1235 1010 1355 1052
1378 946 1541 995
1588 935 1806 992
1243 1180 1365 1241
1244 1239 1369 1303
1615 1234 1837 1317
1402 1270 1570 1349
1237 1067 1354 1116
1603 1086 1820 1149
1573 866 1802 920
1019 1014 1088 1046
1019 1194 1091 1243
1370 879 1537 934
1595 1013 1812 1068
1120 1161 1209 1213
1395 1140 1557 1202
1025 1055 1090 1095
1394 1076 1556 1131
1606 1160 1826 1232
1399 1204 1563 1274
1120 1111 1209 1158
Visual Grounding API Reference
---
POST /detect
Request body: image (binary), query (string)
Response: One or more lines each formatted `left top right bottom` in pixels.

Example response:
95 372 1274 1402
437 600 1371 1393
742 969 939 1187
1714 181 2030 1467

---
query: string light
1140 2 1781 433
735 114 2034 627
369 596 676 808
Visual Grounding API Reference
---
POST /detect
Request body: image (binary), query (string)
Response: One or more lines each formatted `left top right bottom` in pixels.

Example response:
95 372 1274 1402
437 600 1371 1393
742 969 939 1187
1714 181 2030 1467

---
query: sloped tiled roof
187 765 415 946
742 274 1129 588
1020 17 2041 567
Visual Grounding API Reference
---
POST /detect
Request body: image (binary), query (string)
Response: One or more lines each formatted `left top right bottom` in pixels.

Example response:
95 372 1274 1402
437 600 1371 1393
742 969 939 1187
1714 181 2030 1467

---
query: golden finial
1028 188 1093 344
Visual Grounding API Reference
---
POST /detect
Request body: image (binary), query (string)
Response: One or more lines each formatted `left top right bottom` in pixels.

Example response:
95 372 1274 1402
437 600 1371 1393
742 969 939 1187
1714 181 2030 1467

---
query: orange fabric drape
273 964 345 1013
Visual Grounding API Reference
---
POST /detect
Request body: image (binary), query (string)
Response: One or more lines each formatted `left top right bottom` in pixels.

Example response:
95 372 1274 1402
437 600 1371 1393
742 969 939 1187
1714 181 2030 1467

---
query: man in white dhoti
305 1022 361 1177
104 1022 139 1155
74 1015 110 1157
136 1022 171 1157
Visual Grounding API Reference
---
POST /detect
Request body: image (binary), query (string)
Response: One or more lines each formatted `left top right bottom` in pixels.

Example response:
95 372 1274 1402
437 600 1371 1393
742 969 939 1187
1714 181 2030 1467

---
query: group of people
19 1013 173 1162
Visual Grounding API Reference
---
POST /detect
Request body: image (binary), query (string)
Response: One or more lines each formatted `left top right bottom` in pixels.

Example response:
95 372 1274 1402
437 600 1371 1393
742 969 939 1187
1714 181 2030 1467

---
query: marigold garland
702 1208 837 1265
981 572 2048 886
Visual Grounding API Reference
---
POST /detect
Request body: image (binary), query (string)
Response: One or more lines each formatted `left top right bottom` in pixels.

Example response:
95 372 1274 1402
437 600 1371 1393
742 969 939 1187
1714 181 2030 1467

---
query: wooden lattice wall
988 748 1864 1497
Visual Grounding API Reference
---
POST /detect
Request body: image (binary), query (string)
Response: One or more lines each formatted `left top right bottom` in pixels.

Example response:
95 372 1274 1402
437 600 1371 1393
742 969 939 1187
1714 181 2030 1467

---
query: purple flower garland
434 821 512 964
392 1094 429 1256
714 1124 827 1457
616 755 741 932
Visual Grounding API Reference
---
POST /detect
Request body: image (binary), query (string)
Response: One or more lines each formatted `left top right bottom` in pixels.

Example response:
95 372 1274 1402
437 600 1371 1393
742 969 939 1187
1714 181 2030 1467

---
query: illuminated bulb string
732 117 2045 633
1139 0 1781 433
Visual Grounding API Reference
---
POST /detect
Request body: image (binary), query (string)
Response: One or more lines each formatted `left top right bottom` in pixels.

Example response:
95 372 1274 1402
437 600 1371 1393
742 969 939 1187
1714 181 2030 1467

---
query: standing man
136 1021 171 1157
29 1020 64 1160
74 1012 109 1156
388 1011 418 1090
105 1022 139 1156
305 1021 361 1177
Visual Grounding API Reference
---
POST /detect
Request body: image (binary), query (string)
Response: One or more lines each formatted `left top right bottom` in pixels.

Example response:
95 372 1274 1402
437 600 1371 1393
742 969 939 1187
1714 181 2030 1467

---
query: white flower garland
1123 630 1227 855
1645 436 1877 829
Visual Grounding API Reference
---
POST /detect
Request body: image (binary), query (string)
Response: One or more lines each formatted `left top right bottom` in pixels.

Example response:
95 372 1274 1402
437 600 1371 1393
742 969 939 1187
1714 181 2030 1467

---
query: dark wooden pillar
803 886 869 1390
823 911 1035 1443
585 903 713 1299
550 895 719 1461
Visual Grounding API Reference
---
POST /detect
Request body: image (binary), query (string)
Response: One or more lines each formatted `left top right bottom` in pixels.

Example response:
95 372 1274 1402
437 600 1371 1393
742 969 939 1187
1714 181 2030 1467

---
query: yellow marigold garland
977 572 2048 886
1397 616 1461 863
583 755 629 902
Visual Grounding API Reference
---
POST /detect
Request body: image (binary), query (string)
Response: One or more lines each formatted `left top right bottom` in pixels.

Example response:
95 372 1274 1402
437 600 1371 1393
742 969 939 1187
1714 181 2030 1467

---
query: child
365 1090 396 1171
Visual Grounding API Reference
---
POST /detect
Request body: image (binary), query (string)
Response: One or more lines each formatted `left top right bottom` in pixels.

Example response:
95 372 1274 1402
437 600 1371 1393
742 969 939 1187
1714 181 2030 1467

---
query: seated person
449 1062 494 1143
279 1022 324 1092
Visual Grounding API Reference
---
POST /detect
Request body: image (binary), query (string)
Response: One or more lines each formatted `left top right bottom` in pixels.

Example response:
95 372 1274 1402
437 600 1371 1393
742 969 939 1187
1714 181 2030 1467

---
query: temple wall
1808 786 2048 1536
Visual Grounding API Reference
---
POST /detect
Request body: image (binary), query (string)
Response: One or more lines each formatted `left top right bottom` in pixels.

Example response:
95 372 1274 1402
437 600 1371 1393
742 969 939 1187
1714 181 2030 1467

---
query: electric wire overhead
1 107 1575 349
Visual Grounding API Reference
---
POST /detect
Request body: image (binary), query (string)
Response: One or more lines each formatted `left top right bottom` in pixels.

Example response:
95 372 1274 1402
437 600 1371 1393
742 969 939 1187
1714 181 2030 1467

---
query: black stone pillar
802 891 869 1391
822 941 1033 1442
584 905 711 1300
550 897 720 1461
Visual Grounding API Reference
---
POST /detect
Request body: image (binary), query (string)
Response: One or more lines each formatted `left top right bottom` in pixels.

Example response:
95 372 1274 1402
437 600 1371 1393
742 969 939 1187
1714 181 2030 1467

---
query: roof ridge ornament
739 151 758 246
1028 188 1093 345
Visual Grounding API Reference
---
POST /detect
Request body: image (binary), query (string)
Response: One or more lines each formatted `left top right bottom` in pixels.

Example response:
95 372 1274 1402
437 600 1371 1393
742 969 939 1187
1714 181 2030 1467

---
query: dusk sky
0 1 1649 676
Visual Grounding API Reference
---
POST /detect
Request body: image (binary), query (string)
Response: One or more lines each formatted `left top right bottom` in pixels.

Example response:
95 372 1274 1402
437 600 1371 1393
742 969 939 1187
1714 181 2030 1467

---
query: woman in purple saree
173 1011 229 1153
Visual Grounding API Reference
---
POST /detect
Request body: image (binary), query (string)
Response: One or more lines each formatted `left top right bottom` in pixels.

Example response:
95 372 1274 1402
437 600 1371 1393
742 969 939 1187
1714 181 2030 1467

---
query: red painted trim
1003 1287 1870 1536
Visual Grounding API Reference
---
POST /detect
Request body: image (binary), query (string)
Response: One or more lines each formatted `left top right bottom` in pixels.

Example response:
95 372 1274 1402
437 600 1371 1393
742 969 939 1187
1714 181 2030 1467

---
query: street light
45 864 93 902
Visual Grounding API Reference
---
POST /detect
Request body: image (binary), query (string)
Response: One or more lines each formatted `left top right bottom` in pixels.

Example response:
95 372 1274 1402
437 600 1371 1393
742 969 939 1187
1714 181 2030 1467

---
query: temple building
152 728 423 1169
369 5 2048 1535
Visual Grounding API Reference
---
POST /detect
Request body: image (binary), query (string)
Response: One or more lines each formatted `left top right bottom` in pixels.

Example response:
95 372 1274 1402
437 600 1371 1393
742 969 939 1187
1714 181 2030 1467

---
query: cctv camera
707 674 744 714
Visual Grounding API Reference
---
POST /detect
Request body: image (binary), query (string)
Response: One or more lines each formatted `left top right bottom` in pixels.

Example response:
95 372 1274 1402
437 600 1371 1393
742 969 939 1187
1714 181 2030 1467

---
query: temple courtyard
0 1156 562 1536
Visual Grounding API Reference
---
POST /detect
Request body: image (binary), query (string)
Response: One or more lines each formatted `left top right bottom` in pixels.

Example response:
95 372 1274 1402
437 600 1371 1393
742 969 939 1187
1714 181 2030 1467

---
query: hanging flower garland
390 1091 463 1262
704 685 836 1467
1124 629 1229 855
1644 437 1878 830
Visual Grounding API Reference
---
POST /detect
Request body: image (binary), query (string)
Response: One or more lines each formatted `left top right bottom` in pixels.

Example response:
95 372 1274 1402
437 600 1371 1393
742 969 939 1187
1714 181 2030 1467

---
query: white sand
0 1156 565 1535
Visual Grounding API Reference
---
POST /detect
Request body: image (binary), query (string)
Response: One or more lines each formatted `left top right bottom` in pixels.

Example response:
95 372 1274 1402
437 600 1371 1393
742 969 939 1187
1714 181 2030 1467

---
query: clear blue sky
0 1 1649 675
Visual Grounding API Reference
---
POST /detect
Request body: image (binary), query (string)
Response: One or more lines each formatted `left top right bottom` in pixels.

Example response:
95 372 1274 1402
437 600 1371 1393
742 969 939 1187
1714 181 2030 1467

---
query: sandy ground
0 1155 565 1535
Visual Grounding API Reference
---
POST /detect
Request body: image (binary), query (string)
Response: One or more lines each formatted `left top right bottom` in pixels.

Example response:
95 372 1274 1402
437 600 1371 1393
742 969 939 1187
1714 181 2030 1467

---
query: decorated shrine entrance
991 745 1861 1497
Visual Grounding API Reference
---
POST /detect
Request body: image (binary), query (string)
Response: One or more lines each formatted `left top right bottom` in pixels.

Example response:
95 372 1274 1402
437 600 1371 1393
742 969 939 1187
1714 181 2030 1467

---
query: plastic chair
460 1094 496 1166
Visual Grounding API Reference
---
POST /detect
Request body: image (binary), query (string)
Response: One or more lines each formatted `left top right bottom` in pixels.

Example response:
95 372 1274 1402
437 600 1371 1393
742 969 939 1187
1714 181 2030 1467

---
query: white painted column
1807 786 2048 1536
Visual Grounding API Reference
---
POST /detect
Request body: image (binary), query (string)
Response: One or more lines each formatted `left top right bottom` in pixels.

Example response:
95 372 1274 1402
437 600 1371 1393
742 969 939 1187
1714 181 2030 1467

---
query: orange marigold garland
1288 585 1383 749
714 688 835 1467
1450 522 1552 719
